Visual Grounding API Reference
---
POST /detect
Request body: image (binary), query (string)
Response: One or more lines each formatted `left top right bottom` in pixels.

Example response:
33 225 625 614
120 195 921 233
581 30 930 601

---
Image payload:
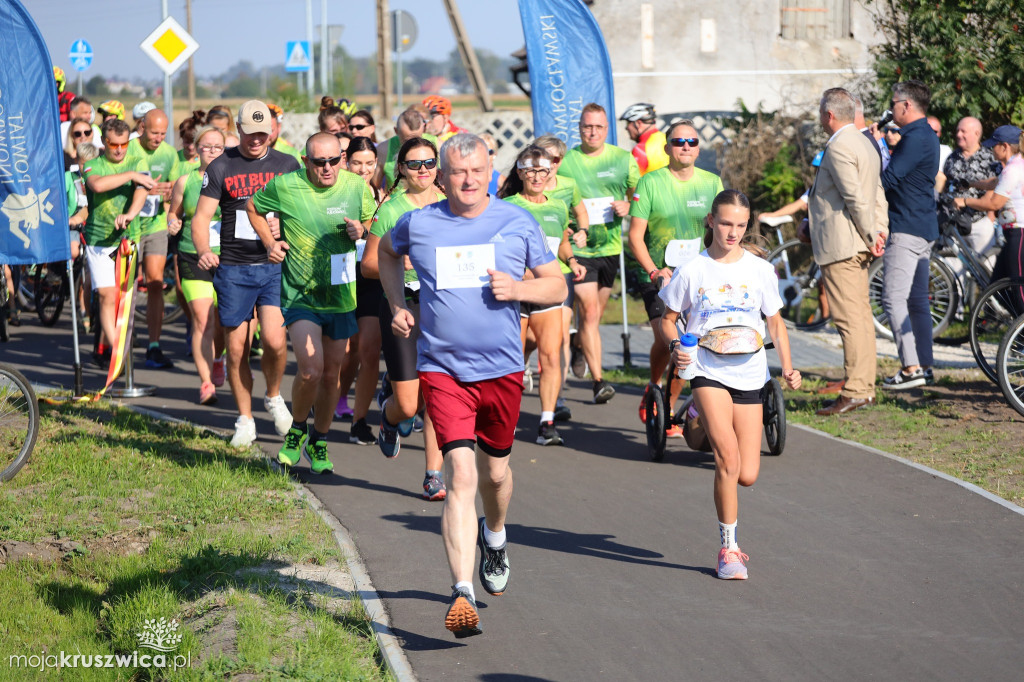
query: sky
25 0 526 82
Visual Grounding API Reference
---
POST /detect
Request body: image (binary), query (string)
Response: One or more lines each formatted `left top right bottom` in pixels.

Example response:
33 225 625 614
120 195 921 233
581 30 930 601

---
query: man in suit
809 88 889 415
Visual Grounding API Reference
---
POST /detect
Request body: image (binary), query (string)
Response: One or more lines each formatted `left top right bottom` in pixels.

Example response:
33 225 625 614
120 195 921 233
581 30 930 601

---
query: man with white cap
191 100 301 447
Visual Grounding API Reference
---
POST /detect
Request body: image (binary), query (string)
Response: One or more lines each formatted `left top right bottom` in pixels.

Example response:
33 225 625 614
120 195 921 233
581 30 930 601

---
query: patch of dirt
0 527 154 566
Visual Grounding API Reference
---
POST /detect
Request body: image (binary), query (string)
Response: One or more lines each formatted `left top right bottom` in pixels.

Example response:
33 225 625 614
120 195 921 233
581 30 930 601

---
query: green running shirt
503 194 571 274
126 139 178 236
178 170 222 255
82 154 149 246
251 169 376 313
629 166 724 270
371 188 446 287
557 144 639 258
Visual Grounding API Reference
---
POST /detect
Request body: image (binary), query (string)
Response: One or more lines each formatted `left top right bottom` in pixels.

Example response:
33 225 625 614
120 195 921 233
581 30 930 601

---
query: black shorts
576 254 619 289
690 376 762 405
176 249 214 284
354 268 383 319
379 295 420 382
638 279 666 321
520 273 575 317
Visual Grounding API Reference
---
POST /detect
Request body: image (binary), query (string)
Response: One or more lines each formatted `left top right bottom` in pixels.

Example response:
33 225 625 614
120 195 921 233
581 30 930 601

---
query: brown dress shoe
817 380 846 395
816 395 875 416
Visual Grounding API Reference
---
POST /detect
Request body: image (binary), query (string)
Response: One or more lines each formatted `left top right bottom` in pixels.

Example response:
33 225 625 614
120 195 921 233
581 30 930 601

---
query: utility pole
376 0 393 120
320 0 328 95
441 0 493 111
186 0 195 112
306 0 315 97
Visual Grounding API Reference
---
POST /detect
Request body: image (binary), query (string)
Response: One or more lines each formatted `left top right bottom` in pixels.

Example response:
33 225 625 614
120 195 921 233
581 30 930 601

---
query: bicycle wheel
134 257 184 325
996 312 1024 419
33 263 68 327
0 363 39 482
969 278 1024 385
762 378 786 456
645 382 667 462
767 239 831 331
869 255 959 341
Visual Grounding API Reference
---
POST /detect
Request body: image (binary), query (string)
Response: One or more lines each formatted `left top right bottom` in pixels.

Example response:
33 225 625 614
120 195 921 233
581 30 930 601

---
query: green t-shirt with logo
503 193 571 274
179 170 222 255
557 144 640 258
371 188 445 287
82 154 149 246
170 149 200 184
126 138 178 236
628 166 724 270
251 169 376 314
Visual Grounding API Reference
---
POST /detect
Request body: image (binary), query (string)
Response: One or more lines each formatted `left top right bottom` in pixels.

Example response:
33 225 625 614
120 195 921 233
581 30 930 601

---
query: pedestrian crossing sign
140 16 199 76
285 41 311 72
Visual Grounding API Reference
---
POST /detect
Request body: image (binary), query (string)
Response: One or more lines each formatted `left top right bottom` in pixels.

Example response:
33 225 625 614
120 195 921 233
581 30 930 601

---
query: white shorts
85 244 119 290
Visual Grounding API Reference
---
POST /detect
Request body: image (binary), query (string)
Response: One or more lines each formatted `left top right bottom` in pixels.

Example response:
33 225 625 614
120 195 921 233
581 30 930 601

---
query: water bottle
677 333 700 380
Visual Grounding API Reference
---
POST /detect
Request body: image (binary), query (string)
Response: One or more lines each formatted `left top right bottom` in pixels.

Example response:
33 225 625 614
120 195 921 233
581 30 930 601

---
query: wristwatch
649 269 660 282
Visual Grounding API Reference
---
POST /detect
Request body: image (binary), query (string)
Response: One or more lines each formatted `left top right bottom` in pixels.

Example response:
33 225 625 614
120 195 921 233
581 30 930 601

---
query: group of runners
54 82 802 637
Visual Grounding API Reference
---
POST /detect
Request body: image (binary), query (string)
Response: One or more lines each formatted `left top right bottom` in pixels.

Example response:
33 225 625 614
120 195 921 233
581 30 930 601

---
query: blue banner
0 0 71 265
518 0 616 148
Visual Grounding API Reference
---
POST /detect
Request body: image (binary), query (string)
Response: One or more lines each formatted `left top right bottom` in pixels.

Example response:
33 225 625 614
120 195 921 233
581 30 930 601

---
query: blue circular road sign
69 39 93 72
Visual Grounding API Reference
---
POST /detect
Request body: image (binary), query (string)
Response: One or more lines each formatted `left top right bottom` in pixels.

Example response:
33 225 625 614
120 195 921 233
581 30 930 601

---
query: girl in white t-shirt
658 190 801 580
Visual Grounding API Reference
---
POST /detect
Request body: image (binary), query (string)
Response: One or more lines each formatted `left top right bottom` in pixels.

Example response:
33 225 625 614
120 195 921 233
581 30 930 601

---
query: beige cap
236 100 272 135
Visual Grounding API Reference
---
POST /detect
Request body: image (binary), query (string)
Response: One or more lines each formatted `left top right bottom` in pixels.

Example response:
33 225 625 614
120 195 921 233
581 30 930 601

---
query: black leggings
992 228 1024 313
379 294 420 382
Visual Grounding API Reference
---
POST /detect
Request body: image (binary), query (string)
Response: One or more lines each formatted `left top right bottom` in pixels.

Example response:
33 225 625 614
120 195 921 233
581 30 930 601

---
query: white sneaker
264 394 292 436
230 415 257 448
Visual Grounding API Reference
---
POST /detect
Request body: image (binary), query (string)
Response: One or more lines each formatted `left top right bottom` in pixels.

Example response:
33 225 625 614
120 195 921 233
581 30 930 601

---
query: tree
224 75 260 98
867 0 1024 131
84 75 109 97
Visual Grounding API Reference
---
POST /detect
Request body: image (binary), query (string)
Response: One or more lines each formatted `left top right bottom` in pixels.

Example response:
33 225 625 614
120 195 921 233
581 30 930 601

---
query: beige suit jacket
808 125 889 266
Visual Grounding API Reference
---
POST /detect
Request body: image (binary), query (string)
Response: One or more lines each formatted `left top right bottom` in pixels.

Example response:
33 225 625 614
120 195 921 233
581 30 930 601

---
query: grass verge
0 401 391 681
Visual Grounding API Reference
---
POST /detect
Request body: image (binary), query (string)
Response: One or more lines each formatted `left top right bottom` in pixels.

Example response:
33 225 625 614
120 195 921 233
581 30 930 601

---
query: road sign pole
395 10 403 110
161 0 174 144
78 72 83 97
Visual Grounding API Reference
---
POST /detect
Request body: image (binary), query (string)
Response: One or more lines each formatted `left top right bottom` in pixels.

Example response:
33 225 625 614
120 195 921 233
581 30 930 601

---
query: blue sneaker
378 414 401 458
397 414 416 437
144 345 174 369
375 371 392 411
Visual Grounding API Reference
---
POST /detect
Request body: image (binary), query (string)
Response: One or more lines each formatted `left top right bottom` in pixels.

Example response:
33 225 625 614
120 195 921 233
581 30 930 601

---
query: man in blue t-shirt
378 134 566 639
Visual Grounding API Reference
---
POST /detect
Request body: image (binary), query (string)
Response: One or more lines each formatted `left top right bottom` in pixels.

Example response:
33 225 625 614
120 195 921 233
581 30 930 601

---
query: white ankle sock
540 410 555 423
483 523 506 548
454 581 475 601
719 521 738 549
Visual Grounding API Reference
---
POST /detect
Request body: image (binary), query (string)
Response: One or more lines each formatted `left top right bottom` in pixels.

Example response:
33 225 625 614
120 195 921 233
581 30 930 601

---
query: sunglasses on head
73 129 92 138
309 156 343 168
403 158 437 171
669 137 699 148
349 123 370 131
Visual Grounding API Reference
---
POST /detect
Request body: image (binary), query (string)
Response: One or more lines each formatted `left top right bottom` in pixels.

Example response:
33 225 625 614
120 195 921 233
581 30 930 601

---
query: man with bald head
127 108 180 368
939 116 1002 254
247 132 376 473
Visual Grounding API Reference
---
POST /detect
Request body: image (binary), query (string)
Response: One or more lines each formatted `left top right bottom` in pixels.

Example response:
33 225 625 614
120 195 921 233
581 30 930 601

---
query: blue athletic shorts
213 262 281 328
282 307 358 341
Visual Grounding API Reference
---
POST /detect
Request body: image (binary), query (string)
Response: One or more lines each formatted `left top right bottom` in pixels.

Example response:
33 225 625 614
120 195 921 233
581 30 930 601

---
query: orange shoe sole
444 596 482 638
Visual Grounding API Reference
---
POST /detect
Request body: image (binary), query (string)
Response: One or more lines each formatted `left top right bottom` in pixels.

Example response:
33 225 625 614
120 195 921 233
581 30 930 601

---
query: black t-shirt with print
200 147 301 264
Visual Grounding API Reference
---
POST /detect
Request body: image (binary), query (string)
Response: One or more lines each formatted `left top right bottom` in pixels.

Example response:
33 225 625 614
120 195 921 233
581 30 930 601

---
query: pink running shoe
335 395 354 420
199 382 217 405
211 357 226 387
717 547 749 580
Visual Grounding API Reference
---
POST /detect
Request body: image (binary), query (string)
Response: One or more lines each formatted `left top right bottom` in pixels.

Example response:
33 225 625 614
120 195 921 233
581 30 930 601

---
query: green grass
0 402 390 681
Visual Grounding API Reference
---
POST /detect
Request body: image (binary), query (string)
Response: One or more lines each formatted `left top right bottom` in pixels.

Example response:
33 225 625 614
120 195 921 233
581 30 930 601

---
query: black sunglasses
349 123 371 131
309 155 343 167
72 129 93 138
669 137 699 148
403 158 437 170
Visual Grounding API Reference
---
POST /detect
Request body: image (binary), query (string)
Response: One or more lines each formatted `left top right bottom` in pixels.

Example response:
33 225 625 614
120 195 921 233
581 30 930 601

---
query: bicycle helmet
266 102 284 120
133 101 157 121
335 98 358 117
53 66 67 92
619 103 656 123
422 95 452 117
97 100 125 120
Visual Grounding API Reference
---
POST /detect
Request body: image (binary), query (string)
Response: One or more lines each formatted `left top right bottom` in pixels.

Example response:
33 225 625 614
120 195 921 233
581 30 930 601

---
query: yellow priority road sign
140 16 199 76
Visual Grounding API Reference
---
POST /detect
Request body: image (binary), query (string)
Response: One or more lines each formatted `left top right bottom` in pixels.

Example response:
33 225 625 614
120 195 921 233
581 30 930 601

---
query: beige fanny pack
698 326 764 355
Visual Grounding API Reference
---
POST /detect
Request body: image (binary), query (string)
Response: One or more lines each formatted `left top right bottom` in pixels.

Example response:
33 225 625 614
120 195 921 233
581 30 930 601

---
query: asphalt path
4 318 1024 681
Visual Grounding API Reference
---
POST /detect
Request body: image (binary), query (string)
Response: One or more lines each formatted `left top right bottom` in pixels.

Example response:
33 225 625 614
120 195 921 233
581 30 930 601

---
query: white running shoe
230 415 257 448
264 394 292 436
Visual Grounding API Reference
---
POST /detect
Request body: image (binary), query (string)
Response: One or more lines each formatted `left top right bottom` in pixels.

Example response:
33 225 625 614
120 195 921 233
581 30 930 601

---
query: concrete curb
791 423 1024 517
93 398 416 682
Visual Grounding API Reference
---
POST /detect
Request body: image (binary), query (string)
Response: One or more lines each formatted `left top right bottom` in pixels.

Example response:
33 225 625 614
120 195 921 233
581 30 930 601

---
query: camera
878 109 894 129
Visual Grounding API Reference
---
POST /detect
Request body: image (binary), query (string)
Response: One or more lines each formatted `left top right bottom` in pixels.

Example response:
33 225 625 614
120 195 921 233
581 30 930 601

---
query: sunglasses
403 158 437 171
309 156 343 167
669 137 699 148
349 123 371 131
72 129 93 138
105 142 128 150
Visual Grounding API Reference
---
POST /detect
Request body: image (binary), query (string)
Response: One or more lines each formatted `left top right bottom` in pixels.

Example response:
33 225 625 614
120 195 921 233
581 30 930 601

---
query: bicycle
969 278 1024 384
0 362 39 482
760 216 831 332
996 311 1024 418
